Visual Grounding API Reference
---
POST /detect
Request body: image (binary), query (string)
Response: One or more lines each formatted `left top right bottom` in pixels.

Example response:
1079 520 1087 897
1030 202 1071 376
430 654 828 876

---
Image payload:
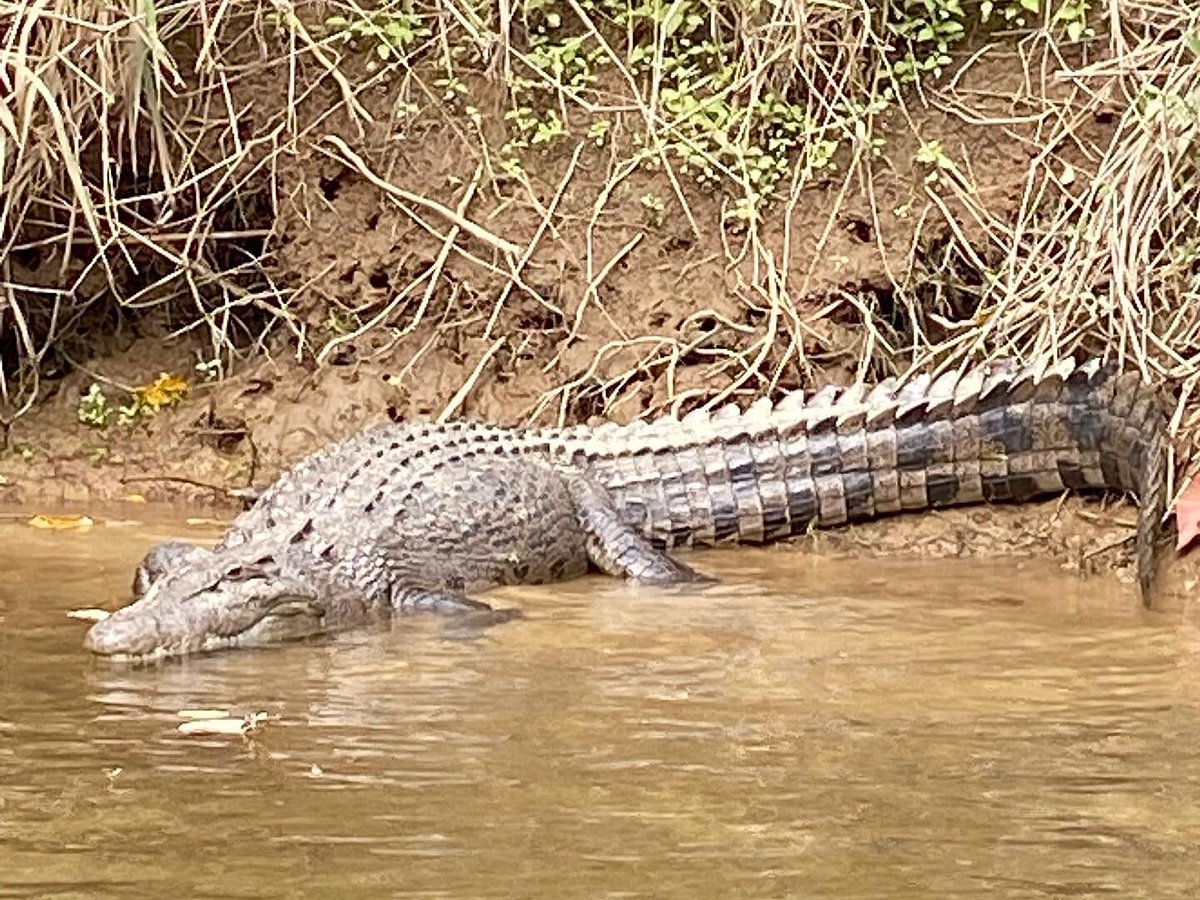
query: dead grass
2 0 1199 495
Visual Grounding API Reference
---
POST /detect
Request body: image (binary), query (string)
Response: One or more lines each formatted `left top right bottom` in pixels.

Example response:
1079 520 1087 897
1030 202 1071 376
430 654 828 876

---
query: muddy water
4 513 1200 898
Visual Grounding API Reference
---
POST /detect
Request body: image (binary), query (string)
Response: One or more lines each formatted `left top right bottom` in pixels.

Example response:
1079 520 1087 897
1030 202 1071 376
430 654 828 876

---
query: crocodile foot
568 475 714 585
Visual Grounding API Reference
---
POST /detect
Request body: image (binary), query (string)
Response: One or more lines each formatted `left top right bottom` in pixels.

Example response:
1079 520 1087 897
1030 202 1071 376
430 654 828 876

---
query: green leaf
662 3 686 37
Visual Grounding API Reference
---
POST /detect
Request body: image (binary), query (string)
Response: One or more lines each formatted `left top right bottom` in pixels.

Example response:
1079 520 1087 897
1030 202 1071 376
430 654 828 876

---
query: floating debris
178 708 232 720
176 710 268 737
67 608 111 622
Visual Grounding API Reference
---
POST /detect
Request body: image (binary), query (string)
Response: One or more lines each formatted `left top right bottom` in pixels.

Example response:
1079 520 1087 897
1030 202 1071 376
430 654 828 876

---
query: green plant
915 139 958 183
640 193 666 226
77 374 188 429
325 5 431 62
1051 0 1094 39
979 0 1039 28
78 384 113 428
887 0 965 83
194 357 222 382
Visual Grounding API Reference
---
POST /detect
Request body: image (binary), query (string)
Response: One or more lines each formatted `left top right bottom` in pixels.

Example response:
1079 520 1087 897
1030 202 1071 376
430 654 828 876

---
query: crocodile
83 357 1170 661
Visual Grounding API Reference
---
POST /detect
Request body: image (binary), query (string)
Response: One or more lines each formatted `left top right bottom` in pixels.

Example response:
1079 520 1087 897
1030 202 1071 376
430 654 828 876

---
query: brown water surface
3 511 1200 898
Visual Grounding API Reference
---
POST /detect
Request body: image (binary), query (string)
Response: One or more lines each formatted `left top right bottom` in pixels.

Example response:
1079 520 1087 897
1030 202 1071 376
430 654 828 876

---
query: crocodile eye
224 565 262 583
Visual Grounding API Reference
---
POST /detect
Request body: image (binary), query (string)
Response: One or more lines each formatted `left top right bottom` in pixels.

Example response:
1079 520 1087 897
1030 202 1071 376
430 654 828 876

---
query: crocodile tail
1132 386 1170 605
1068 366 1169 606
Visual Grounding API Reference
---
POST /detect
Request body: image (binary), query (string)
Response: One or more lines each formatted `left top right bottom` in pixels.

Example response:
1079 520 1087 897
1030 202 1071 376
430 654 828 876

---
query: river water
3 511 1200 898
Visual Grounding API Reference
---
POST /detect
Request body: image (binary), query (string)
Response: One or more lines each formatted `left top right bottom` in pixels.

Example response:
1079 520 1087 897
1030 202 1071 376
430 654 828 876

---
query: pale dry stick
194 0 239 73
483 139 585 341
924 168 1065 366
995 35 1200 377
667 388 711 419
744 226 808 394
598 338 691 418
436 337 507 424
1109 178 1155 368
266 0 370 126
0 279 41 420
55 349 138 394
317 268 435 367
351 180 548 310
792 153 868 301
836 290 903 359
179 143 289 252
672 252 722 287
526 335 682 425
996 156 1072 293
922 175 999 276
176 268 253 353
318 163 485 368
550 231 643 375
6 36 106 261
560 0 701 239
178 248 319 357
762 268 807 395
1152 307 1200 370
322 135 520 257
214 70 245 160
127 0 182 198
1038 144 1152 373
395 326 447 385
692 280 782 414
850 146 904 335
445 0 501 65
571 152 642 335
716 200 752 270
604 344 687 422
678 307 757 337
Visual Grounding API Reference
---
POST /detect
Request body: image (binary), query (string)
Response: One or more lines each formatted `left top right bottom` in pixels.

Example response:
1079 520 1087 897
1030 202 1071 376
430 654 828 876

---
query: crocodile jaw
84 574 326 661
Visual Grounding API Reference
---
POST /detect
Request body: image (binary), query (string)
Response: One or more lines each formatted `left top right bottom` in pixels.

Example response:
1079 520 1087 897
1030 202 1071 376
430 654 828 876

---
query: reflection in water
3 512 1200 898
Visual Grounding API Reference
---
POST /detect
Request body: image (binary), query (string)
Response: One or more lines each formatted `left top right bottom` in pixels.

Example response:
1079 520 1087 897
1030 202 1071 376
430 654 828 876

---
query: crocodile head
84 561 327 661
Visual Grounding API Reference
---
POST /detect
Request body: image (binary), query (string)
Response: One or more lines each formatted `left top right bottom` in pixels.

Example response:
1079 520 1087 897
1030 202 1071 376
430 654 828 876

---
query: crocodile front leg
390 585 523 628
566 476 711 584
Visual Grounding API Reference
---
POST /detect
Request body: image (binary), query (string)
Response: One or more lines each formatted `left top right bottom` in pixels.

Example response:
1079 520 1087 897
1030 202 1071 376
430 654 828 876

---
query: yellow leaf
123 493 146 504
135 372 189 411
28 514 94 530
